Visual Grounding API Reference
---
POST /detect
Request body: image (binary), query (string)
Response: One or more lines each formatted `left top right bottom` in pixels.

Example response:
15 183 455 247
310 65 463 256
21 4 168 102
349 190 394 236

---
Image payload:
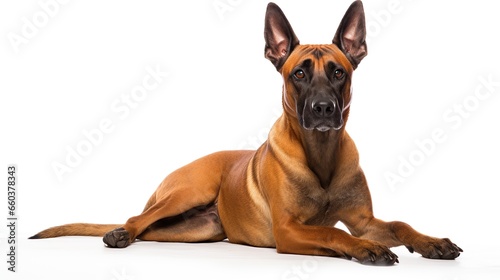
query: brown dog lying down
31 1 462 265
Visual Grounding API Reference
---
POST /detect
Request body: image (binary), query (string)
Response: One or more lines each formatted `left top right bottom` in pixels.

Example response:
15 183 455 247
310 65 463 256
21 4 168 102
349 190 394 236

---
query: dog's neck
281 113 344 189
300 127 343 189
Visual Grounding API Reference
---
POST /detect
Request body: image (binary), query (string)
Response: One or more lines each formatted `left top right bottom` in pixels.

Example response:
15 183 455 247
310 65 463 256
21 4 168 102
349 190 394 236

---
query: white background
1 0 500 279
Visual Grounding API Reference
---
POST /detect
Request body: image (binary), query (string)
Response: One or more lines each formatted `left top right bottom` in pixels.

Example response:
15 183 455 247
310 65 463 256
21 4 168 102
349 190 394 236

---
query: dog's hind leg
103 176 220 248
102 151 249 248
137 203 226 243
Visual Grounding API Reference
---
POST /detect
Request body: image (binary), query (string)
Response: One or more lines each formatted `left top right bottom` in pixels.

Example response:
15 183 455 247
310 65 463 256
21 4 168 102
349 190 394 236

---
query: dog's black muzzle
299 90 344 132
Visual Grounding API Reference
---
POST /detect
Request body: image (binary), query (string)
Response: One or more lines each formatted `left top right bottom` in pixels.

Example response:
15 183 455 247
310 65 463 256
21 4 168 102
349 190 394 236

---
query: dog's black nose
312 99 335 117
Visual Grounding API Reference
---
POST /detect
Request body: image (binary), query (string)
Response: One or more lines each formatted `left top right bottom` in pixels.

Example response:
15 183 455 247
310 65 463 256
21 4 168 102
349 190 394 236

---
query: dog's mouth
302 121 343 132
315 122 343 132
299 116 344 132
315 125 332 132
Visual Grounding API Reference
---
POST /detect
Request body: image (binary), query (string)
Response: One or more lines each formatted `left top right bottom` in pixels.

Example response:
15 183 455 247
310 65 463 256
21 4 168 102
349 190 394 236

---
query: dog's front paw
350 240 399 265
406 237 462 259
103 227 131 248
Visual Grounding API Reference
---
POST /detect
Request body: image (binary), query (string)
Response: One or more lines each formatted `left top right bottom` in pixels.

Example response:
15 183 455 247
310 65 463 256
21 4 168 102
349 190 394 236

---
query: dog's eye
294 70 305 80
334 69 344 79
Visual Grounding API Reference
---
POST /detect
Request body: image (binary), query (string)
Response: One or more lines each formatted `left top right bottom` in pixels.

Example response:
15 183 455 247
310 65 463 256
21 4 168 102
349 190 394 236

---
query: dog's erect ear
333 0 367 69
264 2 300 71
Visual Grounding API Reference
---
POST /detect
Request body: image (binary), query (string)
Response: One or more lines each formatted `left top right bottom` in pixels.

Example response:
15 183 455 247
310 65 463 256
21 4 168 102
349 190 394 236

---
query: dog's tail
29 223 122 239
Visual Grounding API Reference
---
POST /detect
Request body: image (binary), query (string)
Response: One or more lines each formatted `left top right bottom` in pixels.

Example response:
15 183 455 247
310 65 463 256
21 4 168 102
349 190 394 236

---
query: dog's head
264 1 367 132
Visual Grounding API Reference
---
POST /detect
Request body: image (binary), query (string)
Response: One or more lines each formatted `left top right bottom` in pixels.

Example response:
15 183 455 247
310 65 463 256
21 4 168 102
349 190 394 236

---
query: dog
31 1 462 265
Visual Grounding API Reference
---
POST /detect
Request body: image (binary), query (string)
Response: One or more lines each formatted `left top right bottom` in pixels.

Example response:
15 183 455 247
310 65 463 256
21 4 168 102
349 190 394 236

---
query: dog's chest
300 179 363 226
